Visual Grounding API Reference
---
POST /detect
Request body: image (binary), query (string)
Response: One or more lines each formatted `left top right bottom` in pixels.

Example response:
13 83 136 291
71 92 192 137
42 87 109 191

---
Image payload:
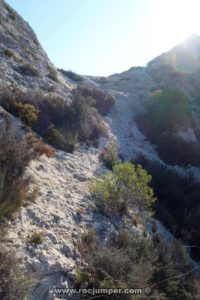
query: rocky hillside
0 1 200 299
0 0 72 96
1 0 200 170
83 35 200 171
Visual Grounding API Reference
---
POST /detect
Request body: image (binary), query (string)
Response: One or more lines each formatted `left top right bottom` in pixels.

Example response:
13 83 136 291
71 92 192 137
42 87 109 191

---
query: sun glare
148 0 200 51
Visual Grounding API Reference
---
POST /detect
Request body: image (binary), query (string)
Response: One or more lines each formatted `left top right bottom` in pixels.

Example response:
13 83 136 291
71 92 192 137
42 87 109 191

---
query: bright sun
148 0 200 50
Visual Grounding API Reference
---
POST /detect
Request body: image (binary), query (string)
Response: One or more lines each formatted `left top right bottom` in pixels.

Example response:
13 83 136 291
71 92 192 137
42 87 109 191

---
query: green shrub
15 102 39 126
136 88 200 166
28 232 43 245
90 162 155 216
0 93 33 126
143 88 191 136
45 124 78 152
154 88 190 117
45 124 64 147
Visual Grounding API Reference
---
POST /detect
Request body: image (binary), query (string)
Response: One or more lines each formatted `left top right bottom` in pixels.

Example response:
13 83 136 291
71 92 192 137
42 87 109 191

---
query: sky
6 0 200 76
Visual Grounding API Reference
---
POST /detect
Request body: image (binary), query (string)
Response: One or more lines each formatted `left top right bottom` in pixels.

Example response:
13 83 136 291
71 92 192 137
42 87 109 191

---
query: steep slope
6 147 107 300
83 68 159 161
147 35 200 129
83 36 200 172
0 0 72 96
0 1 200 298
147 34 200 75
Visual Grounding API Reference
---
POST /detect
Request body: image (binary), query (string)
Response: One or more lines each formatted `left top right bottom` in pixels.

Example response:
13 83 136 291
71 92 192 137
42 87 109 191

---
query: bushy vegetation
136 88 200 166
139 160 200 260
15 102 39 126
83 161 200 298
28 232 43 245
0 115 34 219
90 163 155 217
0 116 41 299
77 228 199 299
58 69 83 82
0 88 108 152
146 89 191 133
132 152 200 260
25 132 55 158
77 87 116 115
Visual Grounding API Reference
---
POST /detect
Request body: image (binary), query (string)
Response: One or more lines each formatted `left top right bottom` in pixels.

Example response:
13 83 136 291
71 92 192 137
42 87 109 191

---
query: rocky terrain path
85 69 161 162
6 147 110 300
4 68 200 300
106 90 160 161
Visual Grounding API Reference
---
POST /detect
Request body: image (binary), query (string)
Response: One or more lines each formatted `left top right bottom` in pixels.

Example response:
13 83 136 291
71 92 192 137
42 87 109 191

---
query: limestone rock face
0 0 72 96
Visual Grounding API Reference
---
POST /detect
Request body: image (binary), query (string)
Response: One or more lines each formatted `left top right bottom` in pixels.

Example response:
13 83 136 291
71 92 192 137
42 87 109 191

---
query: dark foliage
136 88 200 166
134 157 200 260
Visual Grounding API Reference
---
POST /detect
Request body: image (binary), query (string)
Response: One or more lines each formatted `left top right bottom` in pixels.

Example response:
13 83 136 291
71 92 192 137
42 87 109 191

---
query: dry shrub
25 132 55 158
77 229 200 299
33 142 55 158
0 87 108 152
0 250 34 300
15 102 39 126
0 115 34 218
18 63 39 77
101 142 120 169
76 86 116 115
76 229 156 299
77 229 98 253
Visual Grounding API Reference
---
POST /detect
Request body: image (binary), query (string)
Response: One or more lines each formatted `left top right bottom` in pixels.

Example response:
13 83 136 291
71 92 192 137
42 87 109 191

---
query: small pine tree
91 162 155 216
